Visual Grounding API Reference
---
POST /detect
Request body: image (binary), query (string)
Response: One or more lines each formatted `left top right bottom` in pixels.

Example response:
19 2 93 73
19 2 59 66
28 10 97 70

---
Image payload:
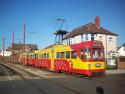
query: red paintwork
71 68 105 76
70 40 104 62
54 59 72 72
54 58 105 76
37 59 51 70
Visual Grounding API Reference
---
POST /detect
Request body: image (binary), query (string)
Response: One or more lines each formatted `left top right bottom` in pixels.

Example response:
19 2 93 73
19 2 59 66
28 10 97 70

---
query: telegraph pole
2 37 5 62
23 23 26 52
12 32 14 63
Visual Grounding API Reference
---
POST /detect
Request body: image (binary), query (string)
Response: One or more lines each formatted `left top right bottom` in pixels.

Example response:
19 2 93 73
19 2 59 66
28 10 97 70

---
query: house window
109 37 113 44
91 34 94 40
81 34 84 42
85 34 89 41
99 36 102 41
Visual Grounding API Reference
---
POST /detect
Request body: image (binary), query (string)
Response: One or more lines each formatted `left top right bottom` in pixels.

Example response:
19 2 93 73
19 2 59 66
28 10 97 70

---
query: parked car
107 58 116 66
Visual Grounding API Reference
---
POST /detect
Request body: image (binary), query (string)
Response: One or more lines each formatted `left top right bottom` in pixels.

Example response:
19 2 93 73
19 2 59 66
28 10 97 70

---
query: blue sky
0 0 125 49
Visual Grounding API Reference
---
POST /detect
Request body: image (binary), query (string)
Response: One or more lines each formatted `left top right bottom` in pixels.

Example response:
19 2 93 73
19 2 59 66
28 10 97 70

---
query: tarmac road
0 63 125 94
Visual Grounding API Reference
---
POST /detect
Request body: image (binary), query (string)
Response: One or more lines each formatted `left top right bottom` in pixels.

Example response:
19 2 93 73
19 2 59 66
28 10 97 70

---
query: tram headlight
88 64 91 70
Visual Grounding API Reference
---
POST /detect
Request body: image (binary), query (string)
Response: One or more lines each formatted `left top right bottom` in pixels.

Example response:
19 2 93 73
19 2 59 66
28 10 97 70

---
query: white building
117 43 125 56
0 49 11 56
63 16 118 59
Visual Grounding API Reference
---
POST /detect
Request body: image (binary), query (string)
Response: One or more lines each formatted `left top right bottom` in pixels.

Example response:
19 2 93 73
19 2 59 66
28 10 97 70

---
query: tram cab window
71 51 77 59
84 48 91 60
66 51 70 59
92 48 104 60
80 49 84 59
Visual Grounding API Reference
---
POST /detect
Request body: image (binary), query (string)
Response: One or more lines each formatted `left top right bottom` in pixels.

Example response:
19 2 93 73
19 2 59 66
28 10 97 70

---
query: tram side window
31 54 33 59
44 53 46 58
56 52 60 58
60 52 65 58
33 54 35 59
39 54 41 58
35 54 38 58
46 53 49 58
66 51 70 59
71 51 77 59
41 54 43 58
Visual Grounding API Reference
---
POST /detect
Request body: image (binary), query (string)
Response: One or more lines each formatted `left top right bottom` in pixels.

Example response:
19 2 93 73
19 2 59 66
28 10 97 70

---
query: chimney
95 16 100 28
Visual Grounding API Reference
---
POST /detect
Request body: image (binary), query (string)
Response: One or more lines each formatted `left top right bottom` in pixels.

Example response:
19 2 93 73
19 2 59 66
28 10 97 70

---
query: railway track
0 64 17 81
4 63 87 94
3 63 125 94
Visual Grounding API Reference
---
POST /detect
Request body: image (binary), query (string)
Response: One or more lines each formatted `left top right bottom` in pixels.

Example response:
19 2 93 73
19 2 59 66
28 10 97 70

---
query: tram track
70 71 125 88
0 64 17 80
4 63 87 94
4 63 125 94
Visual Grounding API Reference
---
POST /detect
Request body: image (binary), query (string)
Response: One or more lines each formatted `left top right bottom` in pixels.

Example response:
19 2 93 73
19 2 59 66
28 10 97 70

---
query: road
0 62 125 94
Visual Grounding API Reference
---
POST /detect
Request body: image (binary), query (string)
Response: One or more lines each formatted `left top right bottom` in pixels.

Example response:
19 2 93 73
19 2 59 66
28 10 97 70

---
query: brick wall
118 62 125 69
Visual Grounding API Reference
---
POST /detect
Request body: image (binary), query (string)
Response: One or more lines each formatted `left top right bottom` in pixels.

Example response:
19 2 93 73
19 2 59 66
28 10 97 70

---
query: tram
19 40 105 76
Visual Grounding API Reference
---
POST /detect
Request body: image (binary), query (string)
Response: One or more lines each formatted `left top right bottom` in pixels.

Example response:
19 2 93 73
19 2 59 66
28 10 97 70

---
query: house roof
117 43 125 51
64 23 118 39
12 44 38 50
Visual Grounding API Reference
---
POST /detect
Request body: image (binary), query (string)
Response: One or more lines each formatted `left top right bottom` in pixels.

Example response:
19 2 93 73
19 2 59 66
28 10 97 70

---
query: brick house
7 44 38 62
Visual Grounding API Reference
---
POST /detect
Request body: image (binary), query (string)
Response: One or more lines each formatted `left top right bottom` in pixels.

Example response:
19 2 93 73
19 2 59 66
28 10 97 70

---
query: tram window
56 52 60 58
44 53 46 58
71 51 77 59
60 52 65 58
31 54 33 58
46 53 49 58
35 54 38 58
66 51 70 59
92 48 104 60
39 54 41 58
80 49 84 59
41 54 43 58
84 48 91 60
33 54 35 58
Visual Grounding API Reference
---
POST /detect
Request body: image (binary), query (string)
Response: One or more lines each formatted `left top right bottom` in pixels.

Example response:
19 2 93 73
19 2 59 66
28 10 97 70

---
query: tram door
71 51 78 69
50 47 54 71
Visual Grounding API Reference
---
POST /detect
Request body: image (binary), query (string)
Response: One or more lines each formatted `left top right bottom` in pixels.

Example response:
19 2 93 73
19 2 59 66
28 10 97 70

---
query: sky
0 0 125 49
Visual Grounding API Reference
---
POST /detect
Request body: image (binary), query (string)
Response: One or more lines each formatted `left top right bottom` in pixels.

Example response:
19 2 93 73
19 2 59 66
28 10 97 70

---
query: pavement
106 69 125 74
1 62 125 75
